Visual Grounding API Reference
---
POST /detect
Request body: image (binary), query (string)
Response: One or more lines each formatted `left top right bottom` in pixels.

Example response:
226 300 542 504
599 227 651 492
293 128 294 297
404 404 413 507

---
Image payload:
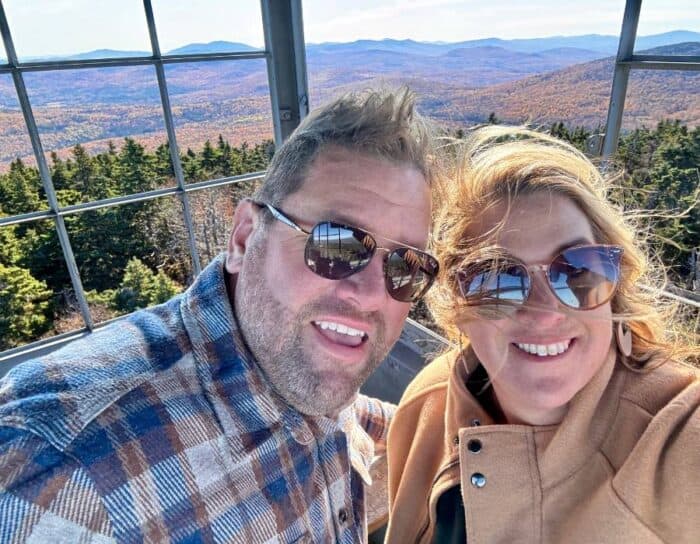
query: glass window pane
22 66 172 205
65 195 192 323
0 74 50 213
0 219 77 351
164 59 273 183
190 181 262 266
152 1 264 54
624 69 700 129
635 0 700 54
3 0 151 62
614 71 699 294
304 0 627 128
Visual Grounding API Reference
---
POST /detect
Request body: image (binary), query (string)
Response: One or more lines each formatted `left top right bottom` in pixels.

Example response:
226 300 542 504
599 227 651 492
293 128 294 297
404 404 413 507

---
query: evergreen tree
113 258 155 312
70 144 94 196
0 159 43 216
200 140 218 174
0 225 21 266
155 143 175 178
0 263 53 350
112 258 180 312
50 153 70 192
115 138 156 194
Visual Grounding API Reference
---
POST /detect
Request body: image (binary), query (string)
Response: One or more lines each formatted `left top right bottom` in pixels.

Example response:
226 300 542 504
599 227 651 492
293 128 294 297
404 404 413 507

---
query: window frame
0 0 308 367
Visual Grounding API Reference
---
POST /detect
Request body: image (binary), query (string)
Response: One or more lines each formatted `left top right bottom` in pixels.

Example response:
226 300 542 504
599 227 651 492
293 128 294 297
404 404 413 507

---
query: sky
1 0 699 59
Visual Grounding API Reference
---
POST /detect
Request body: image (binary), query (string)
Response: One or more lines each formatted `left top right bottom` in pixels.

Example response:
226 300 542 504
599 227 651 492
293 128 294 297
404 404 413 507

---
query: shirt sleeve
0 425 115 544
352 394 396 457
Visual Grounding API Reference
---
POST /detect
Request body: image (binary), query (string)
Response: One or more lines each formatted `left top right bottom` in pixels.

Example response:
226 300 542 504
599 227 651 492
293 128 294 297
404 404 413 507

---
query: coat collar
445 345 621 486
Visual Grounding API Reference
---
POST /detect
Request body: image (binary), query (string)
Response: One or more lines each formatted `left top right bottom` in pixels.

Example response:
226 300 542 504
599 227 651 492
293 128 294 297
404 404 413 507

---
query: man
0 89 437 543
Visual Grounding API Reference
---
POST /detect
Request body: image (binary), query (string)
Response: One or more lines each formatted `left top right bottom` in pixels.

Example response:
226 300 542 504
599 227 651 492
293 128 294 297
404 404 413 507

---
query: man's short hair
252 87 434 208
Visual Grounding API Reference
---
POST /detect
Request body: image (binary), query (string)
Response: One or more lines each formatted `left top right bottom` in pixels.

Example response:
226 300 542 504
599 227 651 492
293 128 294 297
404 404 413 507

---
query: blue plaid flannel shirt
0 254 394 543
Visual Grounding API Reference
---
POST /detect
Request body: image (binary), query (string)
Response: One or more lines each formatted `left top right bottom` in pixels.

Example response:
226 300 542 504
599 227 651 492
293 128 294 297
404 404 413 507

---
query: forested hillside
0 137 271 350
2 40 699 168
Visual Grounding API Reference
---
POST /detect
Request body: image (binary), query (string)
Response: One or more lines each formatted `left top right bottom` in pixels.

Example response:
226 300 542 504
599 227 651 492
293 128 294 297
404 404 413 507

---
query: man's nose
333 253 389 310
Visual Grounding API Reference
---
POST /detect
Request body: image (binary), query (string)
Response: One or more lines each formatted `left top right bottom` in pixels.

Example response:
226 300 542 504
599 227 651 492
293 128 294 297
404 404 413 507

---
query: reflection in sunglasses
458 245 623 312
258 201 438 302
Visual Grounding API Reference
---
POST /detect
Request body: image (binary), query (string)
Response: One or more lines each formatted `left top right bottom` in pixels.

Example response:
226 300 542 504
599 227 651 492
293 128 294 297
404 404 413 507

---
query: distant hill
307 30 700 56
0 41 609 109
66 49 151 60
1 34 699 166
424 42 700 129
166 41 260 55
17 30 700 62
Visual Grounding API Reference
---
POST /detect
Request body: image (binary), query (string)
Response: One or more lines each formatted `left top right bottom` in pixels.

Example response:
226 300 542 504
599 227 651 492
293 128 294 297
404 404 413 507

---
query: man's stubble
234 232 390 417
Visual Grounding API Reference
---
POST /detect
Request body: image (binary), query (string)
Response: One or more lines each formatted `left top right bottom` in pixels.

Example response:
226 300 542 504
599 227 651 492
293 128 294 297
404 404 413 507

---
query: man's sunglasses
457 244 624 316
255 201 439 302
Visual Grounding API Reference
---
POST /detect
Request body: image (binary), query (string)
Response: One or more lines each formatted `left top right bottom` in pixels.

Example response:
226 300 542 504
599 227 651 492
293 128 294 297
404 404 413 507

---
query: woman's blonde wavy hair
428 125 698 369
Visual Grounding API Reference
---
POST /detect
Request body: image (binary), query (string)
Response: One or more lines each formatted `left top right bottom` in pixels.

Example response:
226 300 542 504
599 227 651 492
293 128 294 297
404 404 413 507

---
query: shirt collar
180 253 375 483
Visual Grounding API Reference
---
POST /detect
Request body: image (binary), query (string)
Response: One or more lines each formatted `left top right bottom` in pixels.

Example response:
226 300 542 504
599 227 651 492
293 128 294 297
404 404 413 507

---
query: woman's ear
225 199 259 274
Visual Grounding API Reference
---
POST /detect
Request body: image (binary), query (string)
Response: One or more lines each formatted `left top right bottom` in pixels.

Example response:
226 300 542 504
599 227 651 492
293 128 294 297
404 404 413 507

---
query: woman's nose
517 271 567 323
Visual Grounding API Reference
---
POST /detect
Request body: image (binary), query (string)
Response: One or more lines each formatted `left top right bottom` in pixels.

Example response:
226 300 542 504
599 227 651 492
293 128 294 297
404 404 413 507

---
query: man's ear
225 199 259 274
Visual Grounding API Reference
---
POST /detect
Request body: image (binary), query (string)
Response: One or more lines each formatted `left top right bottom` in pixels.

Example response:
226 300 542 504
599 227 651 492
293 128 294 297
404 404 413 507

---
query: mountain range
0 31 698 165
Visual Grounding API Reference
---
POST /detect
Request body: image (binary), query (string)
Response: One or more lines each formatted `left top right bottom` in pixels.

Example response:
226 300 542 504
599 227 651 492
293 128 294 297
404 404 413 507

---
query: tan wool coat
385 346 700 543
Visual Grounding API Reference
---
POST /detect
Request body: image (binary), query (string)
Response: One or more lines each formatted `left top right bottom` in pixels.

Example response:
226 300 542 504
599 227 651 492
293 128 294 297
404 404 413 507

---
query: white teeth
315 321 366 338
515 340 571 357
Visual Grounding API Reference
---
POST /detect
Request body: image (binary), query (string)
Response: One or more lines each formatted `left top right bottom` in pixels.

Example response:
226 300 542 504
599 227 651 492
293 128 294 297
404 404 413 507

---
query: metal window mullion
0 51 267 75
0 171 266 228
260 0 309 146
0 2 94 330
601 0 642 158
143 0 201 276
619 59 700 71
0 209 53 228
261 1 283 147
290 0 309 118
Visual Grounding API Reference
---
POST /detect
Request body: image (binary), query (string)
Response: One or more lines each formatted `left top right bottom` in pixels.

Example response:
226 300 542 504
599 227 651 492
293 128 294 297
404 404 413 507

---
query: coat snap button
467 439 482 453
471 418 481 426
338 508 349 524
452 435 459 445
471 473 487 488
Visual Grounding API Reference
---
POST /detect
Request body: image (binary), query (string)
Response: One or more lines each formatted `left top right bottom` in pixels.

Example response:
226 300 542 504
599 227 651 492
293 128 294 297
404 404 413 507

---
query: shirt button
338 508 349 524
471 473 487 488
467 439 482 453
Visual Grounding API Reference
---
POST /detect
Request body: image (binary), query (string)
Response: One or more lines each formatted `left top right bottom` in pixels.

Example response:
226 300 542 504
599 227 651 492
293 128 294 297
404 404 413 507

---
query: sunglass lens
549 246 622 309
305 222 375 280
459 261 530 314
385 248 439 302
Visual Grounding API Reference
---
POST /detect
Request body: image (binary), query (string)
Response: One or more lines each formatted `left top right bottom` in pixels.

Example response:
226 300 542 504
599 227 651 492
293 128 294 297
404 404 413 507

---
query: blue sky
2 0 699 58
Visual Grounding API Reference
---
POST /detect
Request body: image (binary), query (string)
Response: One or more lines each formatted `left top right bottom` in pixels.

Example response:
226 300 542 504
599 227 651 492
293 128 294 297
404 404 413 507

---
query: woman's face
458 192 613 425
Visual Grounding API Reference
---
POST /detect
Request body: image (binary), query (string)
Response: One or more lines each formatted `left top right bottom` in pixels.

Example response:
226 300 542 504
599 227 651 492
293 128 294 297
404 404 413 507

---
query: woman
385 126 699 543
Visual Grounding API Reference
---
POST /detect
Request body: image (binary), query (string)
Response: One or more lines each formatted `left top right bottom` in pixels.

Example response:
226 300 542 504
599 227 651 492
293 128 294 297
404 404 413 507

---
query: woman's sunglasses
457 244 624 316
255 201 439 302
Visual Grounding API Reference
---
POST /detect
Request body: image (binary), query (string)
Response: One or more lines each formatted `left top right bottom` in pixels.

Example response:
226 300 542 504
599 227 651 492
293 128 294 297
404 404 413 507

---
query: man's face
226 147 431 417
